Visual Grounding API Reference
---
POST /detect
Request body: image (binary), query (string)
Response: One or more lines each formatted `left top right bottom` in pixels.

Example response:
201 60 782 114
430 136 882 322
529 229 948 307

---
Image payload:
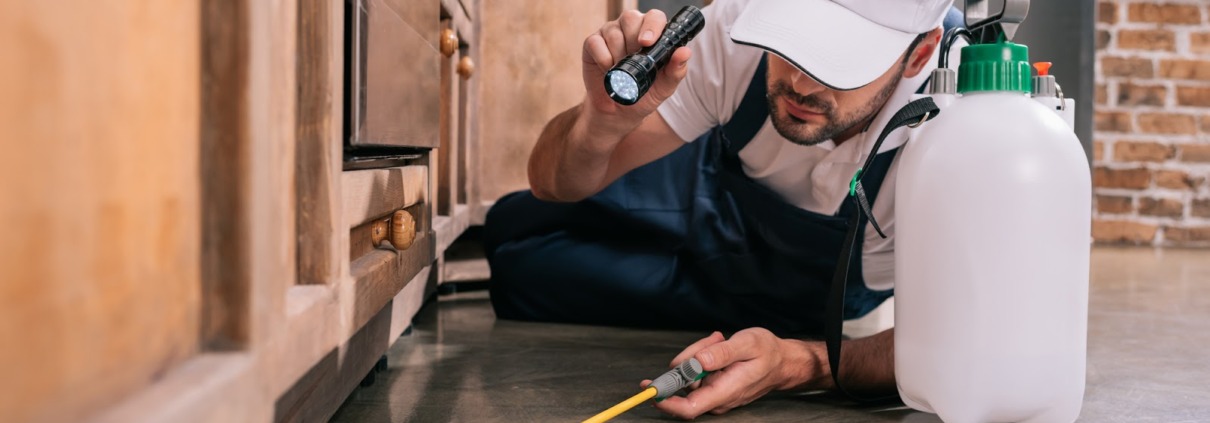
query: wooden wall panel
296 0 343 285
437 18 462 216
0 1 201 422
246 0 299 348
458 57 472 206
476 1 610 203
200 0 297 349
200 0 253 350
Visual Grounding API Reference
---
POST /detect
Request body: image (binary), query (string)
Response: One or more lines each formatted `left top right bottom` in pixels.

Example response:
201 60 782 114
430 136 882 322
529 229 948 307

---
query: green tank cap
957 41 1032 93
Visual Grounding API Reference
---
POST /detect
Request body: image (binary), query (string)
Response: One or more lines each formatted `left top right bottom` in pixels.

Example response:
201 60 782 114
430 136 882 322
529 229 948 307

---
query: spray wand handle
647 357 707 399
581 358 708 423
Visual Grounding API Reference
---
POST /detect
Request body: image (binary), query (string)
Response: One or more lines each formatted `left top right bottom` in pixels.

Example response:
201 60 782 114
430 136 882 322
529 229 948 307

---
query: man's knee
482 190 533 254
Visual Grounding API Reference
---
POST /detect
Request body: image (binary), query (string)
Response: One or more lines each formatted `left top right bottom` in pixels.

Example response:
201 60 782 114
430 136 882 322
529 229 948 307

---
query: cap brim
730 0 918 91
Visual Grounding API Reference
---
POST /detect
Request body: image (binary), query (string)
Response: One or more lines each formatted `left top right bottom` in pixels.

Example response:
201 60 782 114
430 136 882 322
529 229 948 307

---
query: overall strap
720 56 769 155
824 97 939 401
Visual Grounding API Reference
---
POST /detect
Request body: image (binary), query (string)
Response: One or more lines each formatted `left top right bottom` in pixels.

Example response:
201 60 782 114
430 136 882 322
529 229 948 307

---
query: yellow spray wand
582 358 707 423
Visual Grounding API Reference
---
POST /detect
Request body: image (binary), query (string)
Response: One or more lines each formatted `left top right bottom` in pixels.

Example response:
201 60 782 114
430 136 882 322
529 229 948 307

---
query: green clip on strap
848 168 863 197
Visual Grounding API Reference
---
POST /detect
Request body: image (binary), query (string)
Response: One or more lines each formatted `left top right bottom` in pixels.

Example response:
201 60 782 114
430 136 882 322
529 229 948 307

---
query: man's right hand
647 329 823 420
580 9 693 136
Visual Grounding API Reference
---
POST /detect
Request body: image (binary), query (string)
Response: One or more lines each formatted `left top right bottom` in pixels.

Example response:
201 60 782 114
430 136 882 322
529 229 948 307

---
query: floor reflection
331 247 1210 422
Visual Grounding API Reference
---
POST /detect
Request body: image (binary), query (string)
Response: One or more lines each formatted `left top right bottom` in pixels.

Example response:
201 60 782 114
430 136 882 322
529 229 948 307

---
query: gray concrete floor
331 247 1210 422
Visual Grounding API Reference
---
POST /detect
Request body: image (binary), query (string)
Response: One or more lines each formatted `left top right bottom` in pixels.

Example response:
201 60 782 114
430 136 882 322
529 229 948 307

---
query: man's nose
790 71 826 97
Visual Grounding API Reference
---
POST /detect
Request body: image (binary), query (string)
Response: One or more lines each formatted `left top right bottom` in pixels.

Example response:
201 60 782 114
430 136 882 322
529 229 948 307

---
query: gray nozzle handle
649 358 706 399
929 68 957 95
1032 75 1058 97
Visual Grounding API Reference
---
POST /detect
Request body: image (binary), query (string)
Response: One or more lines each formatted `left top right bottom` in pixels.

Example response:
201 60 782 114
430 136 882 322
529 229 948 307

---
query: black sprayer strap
825 97 939 402
850 98 940 240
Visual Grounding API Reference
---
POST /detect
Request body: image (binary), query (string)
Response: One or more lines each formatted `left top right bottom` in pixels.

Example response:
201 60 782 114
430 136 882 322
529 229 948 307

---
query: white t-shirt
657 0 954 291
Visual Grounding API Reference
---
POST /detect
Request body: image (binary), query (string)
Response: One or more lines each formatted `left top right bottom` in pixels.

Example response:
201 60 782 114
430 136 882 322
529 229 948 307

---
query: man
484 0 961 418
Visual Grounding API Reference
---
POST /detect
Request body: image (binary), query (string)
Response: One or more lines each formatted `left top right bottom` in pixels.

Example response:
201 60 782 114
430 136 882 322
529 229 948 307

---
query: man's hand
643 329 828 420
580 9 693 136
644 328 899 419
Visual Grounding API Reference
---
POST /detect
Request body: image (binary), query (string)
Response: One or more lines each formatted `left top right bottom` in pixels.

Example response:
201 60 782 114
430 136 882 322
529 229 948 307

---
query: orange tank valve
1033 62 1053 76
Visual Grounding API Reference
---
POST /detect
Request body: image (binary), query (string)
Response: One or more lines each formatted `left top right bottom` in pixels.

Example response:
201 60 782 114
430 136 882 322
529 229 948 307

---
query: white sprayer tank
894 41 1091 423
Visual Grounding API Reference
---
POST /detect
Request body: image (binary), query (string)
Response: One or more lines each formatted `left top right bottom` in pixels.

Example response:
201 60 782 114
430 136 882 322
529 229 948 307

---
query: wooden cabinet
278 0 451 419
0 0 614 421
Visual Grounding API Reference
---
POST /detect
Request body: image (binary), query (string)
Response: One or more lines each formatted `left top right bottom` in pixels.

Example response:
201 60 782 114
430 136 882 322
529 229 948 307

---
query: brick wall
1094 1 1210 247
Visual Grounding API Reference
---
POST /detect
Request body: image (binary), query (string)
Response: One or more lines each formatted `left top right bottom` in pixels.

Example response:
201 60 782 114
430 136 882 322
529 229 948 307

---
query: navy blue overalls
482 57 901 337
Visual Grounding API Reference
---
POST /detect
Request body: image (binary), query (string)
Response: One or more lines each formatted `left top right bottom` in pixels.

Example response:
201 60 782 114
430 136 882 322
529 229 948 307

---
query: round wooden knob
457 56 474 79
370 219 389 246
440 28 458 58
391 210 416 250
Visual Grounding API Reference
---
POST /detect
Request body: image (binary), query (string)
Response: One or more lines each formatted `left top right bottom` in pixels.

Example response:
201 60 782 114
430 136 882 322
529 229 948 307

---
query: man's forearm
780 328 896 394
528 103 627 202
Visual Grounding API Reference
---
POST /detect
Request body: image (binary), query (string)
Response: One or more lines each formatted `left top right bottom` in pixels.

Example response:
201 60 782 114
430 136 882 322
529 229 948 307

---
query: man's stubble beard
766 66 905 146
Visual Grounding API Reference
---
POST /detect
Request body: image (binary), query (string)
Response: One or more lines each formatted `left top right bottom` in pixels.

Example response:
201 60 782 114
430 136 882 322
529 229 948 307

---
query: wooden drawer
341 165 435 331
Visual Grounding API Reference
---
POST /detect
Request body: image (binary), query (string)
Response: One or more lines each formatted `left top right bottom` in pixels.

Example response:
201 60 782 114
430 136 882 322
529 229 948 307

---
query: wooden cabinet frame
95 1 444 421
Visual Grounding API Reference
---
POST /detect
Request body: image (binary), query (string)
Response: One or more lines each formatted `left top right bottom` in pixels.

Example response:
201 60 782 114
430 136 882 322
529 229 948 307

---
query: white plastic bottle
894 41 1091 423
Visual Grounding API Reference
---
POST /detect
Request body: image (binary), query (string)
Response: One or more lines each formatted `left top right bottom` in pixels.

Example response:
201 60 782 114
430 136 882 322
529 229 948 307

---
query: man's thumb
645 47 692 104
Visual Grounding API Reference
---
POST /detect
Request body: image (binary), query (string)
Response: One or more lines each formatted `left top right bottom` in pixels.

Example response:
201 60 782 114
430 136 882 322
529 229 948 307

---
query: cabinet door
348 0 441 148
0 2 202 422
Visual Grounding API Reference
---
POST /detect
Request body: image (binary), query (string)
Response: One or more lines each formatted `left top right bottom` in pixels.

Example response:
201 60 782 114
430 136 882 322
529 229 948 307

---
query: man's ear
903 27 944 79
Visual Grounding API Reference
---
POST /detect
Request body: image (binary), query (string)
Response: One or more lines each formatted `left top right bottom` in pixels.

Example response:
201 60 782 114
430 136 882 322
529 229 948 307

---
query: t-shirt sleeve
657 0 761 142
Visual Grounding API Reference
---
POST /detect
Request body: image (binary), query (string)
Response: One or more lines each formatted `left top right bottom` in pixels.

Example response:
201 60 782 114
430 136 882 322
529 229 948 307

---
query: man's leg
482 191 726 329
488 230 686 327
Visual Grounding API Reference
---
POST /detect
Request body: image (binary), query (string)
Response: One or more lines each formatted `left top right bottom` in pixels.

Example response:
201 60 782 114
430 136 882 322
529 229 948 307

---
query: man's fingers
663 46 692 81
598 22 627 70
652 378 735 420
695 333 760 371
637 9 668 47
617 9 644 53
615 9 667 56
646 46 692 105
668 46 692 73
654 329 786 420
583 34 615 73
670 331 725 367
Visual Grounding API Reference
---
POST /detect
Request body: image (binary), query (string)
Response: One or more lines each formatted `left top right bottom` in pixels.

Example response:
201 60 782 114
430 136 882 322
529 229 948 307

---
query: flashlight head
605 56 654 105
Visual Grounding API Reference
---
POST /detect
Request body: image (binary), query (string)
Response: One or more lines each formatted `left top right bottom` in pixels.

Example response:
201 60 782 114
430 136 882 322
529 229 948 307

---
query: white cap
730 0 953 90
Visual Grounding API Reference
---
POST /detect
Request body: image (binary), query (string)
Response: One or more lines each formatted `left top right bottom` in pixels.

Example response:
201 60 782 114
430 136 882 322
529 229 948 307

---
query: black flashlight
604 6 705 105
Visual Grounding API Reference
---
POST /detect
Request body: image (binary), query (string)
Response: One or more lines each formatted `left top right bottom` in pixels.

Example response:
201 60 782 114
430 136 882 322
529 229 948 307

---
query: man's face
765 53 906 146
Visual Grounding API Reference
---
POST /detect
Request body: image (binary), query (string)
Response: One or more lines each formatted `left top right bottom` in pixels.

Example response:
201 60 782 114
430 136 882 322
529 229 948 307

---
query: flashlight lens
608 70 639 102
